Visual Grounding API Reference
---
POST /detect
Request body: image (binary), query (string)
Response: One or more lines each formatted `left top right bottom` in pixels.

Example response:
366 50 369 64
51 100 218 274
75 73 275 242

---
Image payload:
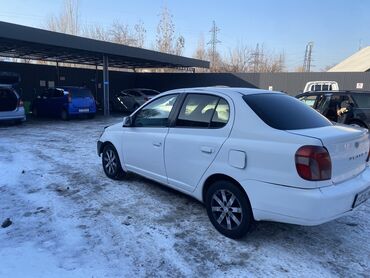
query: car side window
52 89 64 98
176 94 230 128
133 94 178 127
299 95 317 107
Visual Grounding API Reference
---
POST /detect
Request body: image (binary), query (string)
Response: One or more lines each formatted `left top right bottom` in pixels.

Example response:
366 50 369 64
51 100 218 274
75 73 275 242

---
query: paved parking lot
0 117 369 277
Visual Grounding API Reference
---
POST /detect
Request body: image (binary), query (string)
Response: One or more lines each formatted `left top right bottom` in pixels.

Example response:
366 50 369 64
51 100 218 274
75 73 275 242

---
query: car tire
61 110 69 121
102 144 126 180
205 180 253 239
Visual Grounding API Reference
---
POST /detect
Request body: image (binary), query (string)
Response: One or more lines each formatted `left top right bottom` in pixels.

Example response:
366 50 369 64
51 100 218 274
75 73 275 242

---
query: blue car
32 87 96 120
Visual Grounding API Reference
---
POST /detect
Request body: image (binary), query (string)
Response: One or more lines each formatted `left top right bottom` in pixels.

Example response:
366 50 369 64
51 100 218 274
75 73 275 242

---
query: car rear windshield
351 94 370 108
243 93 332 130
141 90 159 96
67 88 93 98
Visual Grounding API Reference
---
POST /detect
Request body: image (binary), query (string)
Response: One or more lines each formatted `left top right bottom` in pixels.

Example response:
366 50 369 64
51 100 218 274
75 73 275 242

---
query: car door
121 94 179 184
164 93 233 192
38 90 52 116
50 89 65 116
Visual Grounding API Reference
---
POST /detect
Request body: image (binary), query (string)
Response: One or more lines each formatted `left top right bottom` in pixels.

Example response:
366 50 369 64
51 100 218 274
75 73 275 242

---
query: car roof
164 87 283 96
57 86 90 90
124 88 159 92
297 90 370 96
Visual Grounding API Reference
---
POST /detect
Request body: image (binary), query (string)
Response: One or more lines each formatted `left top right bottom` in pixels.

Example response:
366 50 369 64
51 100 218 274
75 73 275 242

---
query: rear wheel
102 144 125 180
205 180 253 239
61 110 69 121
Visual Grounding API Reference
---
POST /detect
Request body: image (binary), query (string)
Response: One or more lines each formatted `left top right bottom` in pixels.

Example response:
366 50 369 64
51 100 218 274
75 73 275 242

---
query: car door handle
153 142 162 147
201 146 214 154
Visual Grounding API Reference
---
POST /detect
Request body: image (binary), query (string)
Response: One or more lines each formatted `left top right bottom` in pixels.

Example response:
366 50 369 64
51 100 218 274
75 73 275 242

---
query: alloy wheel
104 149 117 175
211 189 243 230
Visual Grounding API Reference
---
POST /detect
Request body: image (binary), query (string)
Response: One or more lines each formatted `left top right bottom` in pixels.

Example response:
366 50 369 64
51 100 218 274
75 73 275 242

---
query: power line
207 20 221 67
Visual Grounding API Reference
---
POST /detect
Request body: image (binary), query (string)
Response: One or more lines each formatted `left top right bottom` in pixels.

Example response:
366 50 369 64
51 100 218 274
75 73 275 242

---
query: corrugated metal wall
2 61 370 102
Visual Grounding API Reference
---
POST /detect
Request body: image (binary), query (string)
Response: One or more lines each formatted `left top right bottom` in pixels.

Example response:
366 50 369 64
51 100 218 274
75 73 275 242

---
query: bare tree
109 20 147 47
155 6 185 55
174 36 185 55
46 0 80 35
193 34 207 60
224 42 253 72
133 21 146 48
82 24 110 41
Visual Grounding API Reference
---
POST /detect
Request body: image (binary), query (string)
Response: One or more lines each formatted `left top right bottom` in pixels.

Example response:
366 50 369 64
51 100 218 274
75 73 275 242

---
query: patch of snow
0 117 369 277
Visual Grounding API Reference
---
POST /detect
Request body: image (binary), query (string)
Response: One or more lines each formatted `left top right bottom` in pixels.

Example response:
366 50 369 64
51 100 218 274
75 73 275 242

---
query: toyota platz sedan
97 87 370 239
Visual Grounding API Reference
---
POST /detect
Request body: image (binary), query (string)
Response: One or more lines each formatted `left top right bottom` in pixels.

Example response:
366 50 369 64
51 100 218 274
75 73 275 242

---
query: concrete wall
2 61 370 102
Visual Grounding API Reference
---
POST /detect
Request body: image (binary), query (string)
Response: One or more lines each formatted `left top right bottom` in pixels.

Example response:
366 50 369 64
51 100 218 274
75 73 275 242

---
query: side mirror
122 116 132 127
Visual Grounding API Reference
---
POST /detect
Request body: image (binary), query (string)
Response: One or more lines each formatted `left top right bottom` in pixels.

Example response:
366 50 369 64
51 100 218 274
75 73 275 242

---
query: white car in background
0 85 26 123
303 81 339 92
97 87 370 239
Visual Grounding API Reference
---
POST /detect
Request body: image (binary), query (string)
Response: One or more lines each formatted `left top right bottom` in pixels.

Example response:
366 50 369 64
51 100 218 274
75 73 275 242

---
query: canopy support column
103 55 110 116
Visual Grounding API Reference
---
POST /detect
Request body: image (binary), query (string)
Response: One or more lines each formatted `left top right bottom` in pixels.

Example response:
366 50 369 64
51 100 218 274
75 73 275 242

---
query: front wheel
205 180 253 239
102 144 125 180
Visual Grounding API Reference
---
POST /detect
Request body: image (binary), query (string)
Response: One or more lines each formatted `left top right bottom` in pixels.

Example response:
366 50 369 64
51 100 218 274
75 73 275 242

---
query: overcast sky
0 0 369 71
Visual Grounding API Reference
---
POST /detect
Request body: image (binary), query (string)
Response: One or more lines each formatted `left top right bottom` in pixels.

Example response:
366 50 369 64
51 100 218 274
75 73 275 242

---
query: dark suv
296 91 370 128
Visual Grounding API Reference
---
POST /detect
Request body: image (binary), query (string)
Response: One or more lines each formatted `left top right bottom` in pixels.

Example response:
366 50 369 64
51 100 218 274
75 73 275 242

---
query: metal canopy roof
0 21 209 69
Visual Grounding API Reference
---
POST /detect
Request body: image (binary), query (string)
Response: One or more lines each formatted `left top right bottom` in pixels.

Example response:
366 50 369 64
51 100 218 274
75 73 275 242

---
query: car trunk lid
0 88 18 112
288 125 369 184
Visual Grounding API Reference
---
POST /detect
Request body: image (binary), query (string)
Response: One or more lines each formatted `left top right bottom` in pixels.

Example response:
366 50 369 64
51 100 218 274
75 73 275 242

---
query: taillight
18 99 24 107
295 146 332 181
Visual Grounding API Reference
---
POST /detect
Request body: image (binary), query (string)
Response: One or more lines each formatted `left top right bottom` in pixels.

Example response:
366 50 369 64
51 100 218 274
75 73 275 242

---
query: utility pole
207 20 221 70
251 43 260 72
303 42 314 72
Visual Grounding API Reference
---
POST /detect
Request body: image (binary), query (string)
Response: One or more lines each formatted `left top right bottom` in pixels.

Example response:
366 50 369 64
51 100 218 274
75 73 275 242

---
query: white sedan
97 87 370 239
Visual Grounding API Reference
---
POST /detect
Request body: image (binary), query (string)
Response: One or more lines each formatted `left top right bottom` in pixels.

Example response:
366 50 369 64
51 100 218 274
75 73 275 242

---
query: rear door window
243 93 332 130
351 94 370 108
176 94 230 128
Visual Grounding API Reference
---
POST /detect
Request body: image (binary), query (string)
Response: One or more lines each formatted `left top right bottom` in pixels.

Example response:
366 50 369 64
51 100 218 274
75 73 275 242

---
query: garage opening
0 88 18 112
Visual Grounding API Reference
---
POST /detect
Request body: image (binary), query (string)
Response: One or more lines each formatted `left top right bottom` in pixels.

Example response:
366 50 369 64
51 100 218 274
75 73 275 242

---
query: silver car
0 85 26 123
124 89 160 105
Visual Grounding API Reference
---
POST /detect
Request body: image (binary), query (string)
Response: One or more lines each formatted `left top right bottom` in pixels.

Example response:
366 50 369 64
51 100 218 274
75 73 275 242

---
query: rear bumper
0 108 26 121
243 167 370 225
68 104 96 115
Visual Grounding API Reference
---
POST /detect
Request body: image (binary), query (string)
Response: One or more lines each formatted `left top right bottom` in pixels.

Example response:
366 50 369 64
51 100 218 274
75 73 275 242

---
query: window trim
172 93 230 129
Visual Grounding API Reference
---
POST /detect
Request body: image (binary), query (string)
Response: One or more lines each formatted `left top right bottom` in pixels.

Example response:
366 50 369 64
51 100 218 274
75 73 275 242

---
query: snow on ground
0 116 369 278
